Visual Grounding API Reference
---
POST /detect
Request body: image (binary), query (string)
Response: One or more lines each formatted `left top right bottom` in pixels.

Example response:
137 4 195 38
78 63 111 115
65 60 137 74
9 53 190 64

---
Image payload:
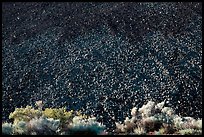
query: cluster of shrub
2 100 202 135
115 100 202 135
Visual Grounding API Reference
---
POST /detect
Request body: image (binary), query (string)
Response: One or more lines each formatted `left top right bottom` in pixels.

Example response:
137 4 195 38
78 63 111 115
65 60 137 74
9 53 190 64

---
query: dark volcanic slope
2 2 202 132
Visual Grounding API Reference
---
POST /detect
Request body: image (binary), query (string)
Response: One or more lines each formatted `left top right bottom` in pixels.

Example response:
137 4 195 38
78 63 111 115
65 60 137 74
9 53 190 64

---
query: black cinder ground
2 2 202 133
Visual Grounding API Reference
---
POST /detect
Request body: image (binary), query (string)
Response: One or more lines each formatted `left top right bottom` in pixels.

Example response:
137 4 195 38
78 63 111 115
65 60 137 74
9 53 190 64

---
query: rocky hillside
2 2 202 132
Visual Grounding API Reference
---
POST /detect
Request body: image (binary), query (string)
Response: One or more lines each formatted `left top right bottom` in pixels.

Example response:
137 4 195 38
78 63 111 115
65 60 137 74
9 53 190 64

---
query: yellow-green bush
4 105 105 135
9 106 41 124
43 108 77 126
9 104 86 127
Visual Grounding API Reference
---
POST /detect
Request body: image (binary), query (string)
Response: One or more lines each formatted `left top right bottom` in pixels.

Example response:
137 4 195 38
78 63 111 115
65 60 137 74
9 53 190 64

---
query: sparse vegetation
2 100 201 135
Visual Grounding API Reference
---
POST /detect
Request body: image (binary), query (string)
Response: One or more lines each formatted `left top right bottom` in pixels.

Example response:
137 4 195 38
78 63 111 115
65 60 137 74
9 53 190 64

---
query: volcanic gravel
2 2 202 132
